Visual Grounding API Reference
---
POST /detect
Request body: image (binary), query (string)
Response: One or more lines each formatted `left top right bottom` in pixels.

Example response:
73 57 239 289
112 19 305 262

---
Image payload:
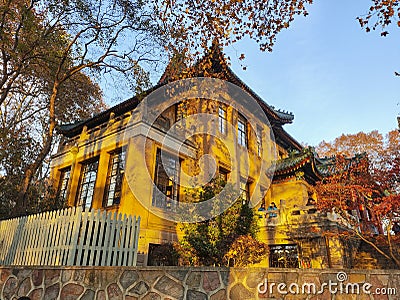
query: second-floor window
257 127 262 157
218 106 227 134
218 168 228 182
76 158 99 209
152 149 180 210
240 180 250 203
103 149 126 207
238 114 247 147
57 167 71 203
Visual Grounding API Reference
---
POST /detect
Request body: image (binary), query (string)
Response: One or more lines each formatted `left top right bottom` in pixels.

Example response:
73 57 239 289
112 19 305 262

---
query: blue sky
224 0 400 146
103 0 399 146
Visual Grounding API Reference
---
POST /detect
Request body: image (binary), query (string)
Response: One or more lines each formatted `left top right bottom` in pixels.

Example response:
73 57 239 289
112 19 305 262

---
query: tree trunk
14 80 59 215
355 230 400 269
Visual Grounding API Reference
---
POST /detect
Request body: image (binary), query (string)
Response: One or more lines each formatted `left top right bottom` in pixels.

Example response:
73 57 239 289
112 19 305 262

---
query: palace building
50 44 372 268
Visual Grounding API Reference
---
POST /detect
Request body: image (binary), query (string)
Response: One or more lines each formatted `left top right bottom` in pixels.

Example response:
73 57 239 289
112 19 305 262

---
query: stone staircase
352 241 396 269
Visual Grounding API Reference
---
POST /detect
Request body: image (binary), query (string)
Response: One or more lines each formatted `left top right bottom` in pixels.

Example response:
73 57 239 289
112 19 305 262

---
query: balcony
257 205 341 228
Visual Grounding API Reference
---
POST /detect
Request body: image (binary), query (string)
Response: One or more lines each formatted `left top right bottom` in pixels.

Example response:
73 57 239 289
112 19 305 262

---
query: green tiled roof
275 149 314 174
273 148 367 184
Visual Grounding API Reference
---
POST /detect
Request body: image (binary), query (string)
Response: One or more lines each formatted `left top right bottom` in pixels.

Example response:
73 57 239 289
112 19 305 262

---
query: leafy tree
156 0 313 63
316 131 384 159
224 235 269 267
175 179 267 267
316 129 400 185
157 0 400 63
373 130 400 192
357 1 400 74
315 131 400 268
0 59 105 217
357 0 400 36
374 130 400 266
0 0 162 215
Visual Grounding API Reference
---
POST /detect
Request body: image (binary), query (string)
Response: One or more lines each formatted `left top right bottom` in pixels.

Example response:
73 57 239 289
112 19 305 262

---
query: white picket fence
0 207 140 266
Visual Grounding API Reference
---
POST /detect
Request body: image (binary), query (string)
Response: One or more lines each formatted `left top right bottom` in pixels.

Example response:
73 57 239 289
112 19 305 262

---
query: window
176 102 187 121
57 167 71 203
269 244 299 268
237 114 247 147
218 168 228 182
240 180 250 203
76 158 99 209
217 168 229 187
147 243 178 266
257 127 262 156
154 115 171 131
103 149 126 207
218 106 227 134
152 149 180 210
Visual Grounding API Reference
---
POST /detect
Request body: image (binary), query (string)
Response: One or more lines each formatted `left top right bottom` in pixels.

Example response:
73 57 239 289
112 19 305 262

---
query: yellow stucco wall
50 97 276 262
50 97 346 268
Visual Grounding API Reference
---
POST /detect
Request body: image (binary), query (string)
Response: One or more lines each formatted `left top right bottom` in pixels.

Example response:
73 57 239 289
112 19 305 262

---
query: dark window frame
269 244 299 268
257 126 262 157
240 180 250 203
152 149 181 210
76 158 99 209
103 149 126 208
237 113 248 147
218 168 229 182
57 167 71 203
147 243 178 266
218 106 227 134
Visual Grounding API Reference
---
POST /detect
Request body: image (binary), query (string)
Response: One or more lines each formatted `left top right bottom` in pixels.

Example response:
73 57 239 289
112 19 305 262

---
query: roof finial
208 37 223 56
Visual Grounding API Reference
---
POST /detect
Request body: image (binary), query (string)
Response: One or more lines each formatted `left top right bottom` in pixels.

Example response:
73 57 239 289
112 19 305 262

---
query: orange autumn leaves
157 0 313 58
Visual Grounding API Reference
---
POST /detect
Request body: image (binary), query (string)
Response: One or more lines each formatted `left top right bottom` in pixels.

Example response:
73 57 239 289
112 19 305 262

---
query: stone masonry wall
0 266 399 300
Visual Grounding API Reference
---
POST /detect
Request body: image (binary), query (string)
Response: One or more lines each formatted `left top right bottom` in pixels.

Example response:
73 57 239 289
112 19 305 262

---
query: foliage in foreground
224 235 269 267
0 0 161 217
175 179 267 267
315 130 400 268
